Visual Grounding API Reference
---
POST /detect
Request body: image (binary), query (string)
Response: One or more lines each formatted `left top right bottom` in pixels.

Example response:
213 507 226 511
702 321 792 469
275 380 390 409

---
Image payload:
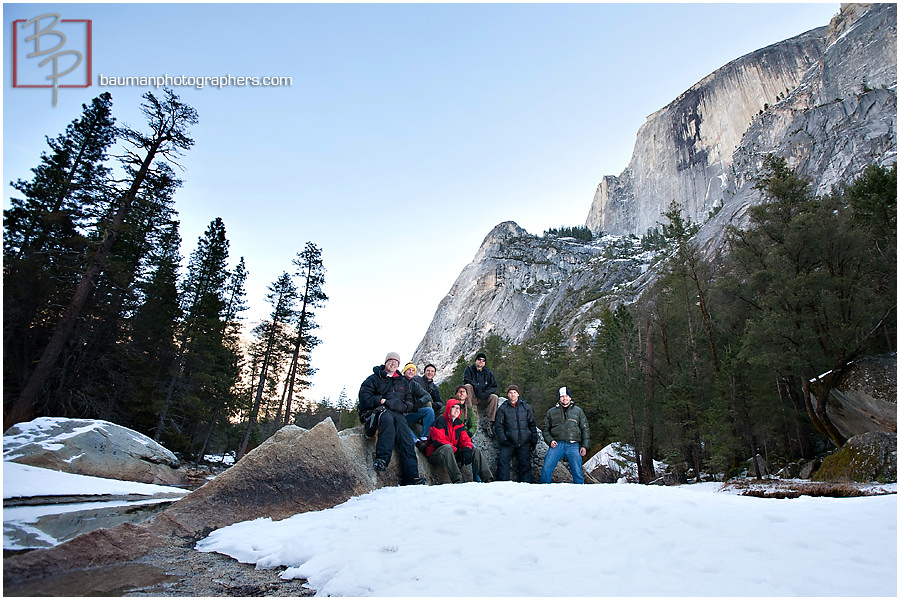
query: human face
508 389 519 403
475 357 486 370
384 358 399 375
559 394 571 406
424 365 436 380
455 388 468 402
450 404 461 419
404 367 415 379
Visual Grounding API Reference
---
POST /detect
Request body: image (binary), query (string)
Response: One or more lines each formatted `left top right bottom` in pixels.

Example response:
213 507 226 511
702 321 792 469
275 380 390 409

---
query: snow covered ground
197 481 897 597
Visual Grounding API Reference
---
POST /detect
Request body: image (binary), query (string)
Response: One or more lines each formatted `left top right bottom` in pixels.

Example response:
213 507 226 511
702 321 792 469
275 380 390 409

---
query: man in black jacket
415 363 443 415
463 352 500 436
493 385 539 482
358 352 426 485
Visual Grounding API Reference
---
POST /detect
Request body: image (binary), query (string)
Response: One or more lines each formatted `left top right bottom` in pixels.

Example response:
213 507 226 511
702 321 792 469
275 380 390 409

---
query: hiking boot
408 477 427 485
373 458 387 472
485 423 495 438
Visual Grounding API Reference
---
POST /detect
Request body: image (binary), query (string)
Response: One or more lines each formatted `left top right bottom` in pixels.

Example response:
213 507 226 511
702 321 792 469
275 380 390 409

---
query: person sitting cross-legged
423 399 492 483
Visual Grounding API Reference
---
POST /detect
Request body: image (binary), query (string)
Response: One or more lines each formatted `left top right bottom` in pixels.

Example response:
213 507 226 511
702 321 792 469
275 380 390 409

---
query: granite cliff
415 4 896 378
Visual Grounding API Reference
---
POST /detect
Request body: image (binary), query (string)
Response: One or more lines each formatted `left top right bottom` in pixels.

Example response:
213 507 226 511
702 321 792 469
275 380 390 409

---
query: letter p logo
13 14 92 106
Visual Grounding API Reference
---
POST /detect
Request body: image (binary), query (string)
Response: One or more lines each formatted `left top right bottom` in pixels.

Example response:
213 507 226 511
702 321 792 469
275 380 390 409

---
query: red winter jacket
424 399 474 458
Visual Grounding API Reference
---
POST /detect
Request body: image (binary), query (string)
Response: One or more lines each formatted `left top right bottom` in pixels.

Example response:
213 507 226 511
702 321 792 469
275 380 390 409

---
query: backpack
360 405 386 437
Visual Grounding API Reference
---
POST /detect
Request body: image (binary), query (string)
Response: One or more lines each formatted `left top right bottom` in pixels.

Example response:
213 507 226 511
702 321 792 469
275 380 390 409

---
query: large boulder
146 418 453 539
584 442 667 483
3 417 182 485
812 431 897 484
809 354 897 440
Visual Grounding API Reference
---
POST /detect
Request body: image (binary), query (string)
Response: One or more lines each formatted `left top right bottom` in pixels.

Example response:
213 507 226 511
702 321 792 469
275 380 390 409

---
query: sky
3 3 843 405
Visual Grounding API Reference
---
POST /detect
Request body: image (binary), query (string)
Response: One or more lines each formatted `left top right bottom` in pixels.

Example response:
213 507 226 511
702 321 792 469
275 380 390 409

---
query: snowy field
197 481 897 597
2 461 188 499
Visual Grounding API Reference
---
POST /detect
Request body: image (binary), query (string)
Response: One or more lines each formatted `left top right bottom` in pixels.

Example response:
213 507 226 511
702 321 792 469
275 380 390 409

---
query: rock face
809 354 897 440
587 3 896 239
413 221 649 380
415 4 896 372
3 417 182 485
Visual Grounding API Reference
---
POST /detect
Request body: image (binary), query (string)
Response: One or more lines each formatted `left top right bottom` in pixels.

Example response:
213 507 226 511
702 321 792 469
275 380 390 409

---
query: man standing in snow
494 385 539 482
358 352 426 485
540 387 590 484
463 352 500 437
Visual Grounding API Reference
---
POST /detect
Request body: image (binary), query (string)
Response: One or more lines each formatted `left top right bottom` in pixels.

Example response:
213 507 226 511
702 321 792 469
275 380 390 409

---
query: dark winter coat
424 399 474 458
358 365 430 415
463 365 498 400
542 402 590 448
494 399 539 448
413 374 442 410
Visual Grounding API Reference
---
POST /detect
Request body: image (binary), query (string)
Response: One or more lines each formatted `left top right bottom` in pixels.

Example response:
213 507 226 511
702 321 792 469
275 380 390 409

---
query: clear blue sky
4 3 841 404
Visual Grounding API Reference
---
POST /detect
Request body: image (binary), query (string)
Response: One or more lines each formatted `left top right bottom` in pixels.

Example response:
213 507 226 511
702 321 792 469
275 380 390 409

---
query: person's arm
494 409 509 446
483 370 498 397
579 408 590 454
543 409 556 447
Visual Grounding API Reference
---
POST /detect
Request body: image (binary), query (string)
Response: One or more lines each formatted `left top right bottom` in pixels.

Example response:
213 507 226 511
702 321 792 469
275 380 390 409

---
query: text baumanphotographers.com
98 74 292 89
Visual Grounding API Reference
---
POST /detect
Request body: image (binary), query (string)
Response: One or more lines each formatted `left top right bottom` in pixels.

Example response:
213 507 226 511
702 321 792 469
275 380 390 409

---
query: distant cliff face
412 222 649 380
586 3 896 238
416 4 897 378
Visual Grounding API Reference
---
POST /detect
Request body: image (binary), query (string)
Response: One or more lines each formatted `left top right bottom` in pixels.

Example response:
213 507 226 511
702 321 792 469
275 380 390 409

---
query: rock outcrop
3 417 182 485
415 4 896 371
587 3 896 240
812 431 898 483
413 221 649 380
809 354 897 440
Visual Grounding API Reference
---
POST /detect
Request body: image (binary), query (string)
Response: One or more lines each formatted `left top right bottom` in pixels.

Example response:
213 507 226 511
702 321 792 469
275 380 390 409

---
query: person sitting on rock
401 362 435 443
358 352 426 485
494 385 539 482
415 363 443 415
423 399 492 483
463 352 500 437
452 385 478 439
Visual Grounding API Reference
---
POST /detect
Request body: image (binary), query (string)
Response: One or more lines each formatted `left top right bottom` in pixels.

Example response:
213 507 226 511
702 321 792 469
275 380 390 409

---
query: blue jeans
540 441 584 484
405 406 435 439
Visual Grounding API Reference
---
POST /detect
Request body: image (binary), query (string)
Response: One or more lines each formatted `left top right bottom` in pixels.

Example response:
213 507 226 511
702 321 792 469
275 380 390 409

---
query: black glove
459 448 473 465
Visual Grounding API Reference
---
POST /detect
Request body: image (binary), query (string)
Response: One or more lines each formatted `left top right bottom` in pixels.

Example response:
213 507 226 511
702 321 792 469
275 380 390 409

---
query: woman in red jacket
424 399 492 483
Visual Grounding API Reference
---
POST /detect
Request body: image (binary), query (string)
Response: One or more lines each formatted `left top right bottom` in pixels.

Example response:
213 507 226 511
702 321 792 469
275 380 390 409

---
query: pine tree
3 93 116 421
237 272 298 460
281 243 328 425
154 217 230 443
8 89 197 428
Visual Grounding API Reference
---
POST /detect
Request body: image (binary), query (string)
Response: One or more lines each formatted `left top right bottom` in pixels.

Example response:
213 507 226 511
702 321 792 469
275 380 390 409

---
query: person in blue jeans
540 387 590 484
402 362 435 443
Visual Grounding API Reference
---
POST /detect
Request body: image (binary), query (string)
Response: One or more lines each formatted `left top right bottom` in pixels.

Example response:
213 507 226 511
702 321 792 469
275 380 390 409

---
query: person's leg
419 406 435 440
374 410 396 468
394 414 420 484
497 445 513 481
485 394 500 424
428 444 461 483
564 442 585 484
473 448 493 482
516 444 533 483
540 442 564 483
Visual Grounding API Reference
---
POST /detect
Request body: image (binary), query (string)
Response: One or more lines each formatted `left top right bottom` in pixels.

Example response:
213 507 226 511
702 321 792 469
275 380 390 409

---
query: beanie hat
475 352 487 361
507 385 520 394
559 386 570 397
403 362 417 375
384 352 401 364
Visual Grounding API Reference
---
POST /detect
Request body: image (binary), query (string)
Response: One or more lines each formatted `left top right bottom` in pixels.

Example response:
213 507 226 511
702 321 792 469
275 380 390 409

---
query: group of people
358 351 590 486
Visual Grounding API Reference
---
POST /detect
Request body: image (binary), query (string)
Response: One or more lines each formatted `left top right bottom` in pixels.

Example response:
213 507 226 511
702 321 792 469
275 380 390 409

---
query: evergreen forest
3 92 329 458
